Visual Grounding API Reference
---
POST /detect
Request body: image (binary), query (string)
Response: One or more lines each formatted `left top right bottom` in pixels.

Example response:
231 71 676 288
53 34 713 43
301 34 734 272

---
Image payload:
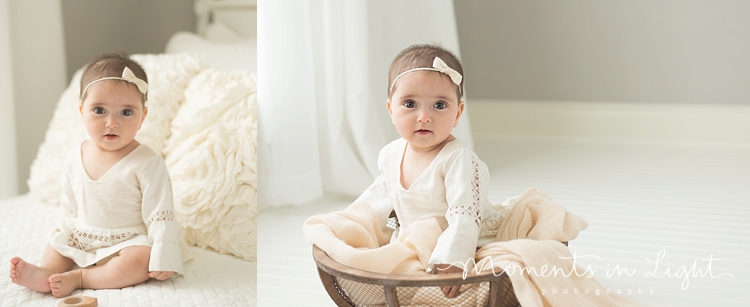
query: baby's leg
49 245 150 298
10 245 75 293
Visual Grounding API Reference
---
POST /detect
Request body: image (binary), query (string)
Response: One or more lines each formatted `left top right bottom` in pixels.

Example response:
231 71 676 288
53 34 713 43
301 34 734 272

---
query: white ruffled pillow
27 53 204 205
132 54 205 155
163 68 257 261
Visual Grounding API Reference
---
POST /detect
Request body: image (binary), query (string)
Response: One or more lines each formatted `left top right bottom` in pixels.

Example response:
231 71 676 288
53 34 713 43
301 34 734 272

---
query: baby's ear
386 99 397 124
454 101 465 126
139 106 149 129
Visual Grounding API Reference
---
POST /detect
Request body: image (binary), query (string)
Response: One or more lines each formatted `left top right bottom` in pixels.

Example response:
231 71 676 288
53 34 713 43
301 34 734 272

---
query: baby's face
387 71 463 152
79 80 147 153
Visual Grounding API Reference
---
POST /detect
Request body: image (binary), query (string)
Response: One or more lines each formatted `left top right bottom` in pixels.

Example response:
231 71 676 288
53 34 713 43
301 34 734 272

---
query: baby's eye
403 100 416 108
434 102 448 109
122 109 133 116
93 107 105 114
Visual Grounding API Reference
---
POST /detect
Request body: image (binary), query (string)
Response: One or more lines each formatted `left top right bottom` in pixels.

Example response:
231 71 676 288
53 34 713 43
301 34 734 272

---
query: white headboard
194 0 257 39
167 0 256 71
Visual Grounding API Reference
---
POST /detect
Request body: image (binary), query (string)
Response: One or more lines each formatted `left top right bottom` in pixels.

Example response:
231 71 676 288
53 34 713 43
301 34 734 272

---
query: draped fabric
258 0 473 208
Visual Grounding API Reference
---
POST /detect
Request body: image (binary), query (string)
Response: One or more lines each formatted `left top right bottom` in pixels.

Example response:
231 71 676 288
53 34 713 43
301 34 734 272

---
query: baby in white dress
10 53 182 298
354 44 505 298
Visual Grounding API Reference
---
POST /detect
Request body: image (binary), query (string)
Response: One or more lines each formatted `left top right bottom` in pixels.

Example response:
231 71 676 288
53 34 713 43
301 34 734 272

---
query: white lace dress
355 138 510 271
48 142 183 274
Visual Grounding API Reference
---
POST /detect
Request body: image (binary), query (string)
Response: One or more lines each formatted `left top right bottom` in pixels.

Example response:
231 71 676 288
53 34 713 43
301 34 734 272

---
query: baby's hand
148 271 174 280
435 264 464 298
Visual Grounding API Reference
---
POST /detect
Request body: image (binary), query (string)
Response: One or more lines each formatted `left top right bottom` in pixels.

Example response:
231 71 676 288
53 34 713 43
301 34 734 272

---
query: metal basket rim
312 244 510 288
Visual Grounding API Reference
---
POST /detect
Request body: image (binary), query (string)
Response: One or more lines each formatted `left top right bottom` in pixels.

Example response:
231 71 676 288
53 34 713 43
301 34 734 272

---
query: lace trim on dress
146 210 175 227
61 226 137 252
479 195 516 237
479 204 511 237
447 155 483 227
471 156 481 222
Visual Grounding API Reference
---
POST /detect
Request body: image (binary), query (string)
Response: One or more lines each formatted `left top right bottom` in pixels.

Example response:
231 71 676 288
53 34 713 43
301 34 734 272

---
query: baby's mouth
104 134 118 140
415 129 432 134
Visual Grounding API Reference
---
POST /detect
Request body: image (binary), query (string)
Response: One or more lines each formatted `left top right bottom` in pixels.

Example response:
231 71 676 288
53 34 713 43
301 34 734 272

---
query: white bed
2 1 257 306
0 195 256 307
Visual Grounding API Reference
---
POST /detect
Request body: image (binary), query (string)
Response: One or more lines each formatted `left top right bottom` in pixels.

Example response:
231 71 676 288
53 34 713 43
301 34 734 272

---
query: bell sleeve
140 155 183 274
428 149 488 271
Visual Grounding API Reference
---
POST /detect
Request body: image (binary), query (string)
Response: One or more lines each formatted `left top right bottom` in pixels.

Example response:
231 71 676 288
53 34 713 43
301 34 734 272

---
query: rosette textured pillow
163 68 257 261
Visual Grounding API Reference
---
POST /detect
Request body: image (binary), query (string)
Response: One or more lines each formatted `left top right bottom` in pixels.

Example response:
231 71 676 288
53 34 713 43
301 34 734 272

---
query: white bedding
0 195 257 307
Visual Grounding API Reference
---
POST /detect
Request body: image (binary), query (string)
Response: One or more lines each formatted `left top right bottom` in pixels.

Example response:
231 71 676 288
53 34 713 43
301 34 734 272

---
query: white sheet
0 195 256 307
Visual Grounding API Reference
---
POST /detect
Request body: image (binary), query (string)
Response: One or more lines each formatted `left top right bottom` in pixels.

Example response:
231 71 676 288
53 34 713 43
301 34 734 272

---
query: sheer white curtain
0 0 18 199
258 0 472 209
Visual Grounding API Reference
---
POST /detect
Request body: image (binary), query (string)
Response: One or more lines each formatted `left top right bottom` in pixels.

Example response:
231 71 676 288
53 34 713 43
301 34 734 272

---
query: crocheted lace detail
146 210 174 227
448 156 482 227
479 195 517 237
60 227 137 252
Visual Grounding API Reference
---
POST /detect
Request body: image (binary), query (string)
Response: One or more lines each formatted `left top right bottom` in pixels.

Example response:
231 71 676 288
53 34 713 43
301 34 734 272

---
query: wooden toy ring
57 296 98 307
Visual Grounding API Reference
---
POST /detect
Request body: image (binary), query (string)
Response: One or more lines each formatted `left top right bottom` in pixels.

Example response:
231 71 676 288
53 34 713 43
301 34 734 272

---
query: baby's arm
140 156 183 276
60 151 78 218
353 174 393 233
431 150 489 298
354 144 396 234
429 150 486 272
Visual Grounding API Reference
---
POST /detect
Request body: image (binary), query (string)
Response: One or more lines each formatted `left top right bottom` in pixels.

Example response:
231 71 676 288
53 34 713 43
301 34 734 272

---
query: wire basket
312 245 521 307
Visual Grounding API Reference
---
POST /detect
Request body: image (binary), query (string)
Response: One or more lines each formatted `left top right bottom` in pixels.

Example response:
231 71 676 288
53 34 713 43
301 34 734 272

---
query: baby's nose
105 115 118 127
417 110 432 122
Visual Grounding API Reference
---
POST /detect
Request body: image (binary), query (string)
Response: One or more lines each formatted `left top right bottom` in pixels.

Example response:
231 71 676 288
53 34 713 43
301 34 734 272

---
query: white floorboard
258 136 750 307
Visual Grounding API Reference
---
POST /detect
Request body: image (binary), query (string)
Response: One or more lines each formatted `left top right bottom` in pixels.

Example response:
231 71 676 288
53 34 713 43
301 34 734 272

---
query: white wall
6 1 195 195
455 0 750 105
60 0 195 80
9 0 68 195
0 0 18 199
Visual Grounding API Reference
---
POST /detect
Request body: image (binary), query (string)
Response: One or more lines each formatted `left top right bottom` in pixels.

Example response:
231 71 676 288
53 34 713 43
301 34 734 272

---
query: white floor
257 136 750 307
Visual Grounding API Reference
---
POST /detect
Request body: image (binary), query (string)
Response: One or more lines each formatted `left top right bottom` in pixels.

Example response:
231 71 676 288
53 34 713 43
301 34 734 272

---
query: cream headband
389 57 463 95
80 67 148 100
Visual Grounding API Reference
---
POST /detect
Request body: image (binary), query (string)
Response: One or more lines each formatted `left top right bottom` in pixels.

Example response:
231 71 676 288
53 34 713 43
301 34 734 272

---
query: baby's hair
387 44 464 99
79 52 148 104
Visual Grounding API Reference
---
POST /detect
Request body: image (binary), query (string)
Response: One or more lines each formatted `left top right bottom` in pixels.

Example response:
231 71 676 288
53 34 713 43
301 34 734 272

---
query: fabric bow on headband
121 67 148 94
389 57 463 94
80 67 149 100
431 57 462 86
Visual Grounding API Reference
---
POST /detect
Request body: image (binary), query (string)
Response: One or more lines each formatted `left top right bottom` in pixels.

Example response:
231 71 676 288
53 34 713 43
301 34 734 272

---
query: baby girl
10 53 182 297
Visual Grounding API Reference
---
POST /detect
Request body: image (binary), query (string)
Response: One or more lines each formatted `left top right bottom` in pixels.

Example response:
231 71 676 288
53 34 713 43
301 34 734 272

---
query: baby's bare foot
49 270 81 298
9 257 52 293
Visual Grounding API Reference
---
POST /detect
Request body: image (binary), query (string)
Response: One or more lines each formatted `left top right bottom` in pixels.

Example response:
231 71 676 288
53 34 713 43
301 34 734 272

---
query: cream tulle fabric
305 188 636 307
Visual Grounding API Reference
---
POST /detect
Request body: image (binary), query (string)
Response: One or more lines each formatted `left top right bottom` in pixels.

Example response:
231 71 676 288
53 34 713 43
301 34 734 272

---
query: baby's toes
48 275 61 288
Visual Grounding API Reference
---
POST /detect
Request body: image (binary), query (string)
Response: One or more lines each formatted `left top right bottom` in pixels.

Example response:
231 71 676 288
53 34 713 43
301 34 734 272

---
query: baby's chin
90 138 137 152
